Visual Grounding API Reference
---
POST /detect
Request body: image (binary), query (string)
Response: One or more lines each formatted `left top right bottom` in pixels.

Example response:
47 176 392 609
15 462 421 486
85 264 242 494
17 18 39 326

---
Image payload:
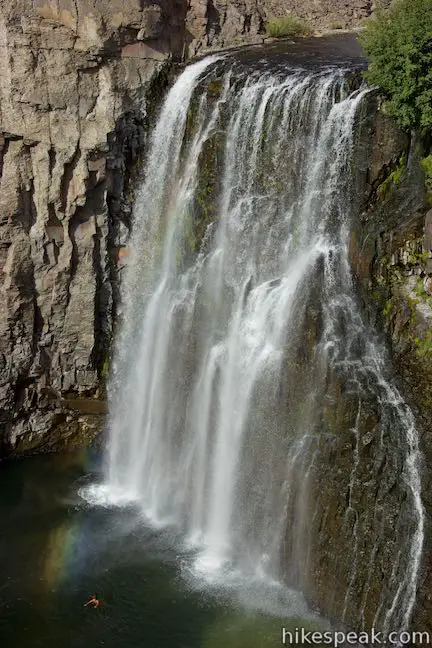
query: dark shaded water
200 33 366 69
0 451 323 648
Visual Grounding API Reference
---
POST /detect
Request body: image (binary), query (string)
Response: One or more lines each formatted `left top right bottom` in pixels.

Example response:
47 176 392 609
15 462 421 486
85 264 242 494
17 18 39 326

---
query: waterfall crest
104 55 424 632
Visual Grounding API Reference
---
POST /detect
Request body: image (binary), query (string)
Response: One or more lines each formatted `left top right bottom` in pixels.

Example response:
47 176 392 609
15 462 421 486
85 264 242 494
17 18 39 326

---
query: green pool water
0 450 326 648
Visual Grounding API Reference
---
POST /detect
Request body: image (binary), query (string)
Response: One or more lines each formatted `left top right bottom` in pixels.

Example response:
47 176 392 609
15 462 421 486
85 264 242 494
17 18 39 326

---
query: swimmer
84 593 100 608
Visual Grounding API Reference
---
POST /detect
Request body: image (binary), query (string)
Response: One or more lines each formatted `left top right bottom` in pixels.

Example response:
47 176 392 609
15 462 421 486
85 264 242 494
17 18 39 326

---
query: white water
101 56 424 632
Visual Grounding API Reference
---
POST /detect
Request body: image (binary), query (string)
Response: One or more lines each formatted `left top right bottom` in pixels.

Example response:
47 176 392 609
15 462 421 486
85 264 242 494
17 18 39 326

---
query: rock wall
0 0 186 454
185 0 373 56
348 100 432 631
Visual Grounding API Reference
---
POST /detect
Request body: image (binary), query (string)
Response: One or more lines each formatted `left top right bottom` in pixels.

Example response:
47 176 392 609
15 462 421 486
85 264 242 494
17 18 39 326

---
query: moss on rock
377 151 407 199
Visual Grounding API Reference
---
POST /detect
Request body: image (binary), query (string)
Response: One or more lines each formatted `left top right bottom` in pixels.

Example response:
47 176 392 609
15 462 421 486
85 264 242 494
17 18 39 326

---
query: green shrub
360 0 432 130
265 15 312 39
421 154 432 179
422 154 432 194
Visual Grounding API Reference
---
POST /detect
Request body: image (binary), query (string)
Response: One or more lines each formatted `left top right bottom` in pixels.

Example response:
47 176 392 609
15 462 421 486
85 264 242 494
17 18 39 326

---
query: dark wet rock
348 105 432 632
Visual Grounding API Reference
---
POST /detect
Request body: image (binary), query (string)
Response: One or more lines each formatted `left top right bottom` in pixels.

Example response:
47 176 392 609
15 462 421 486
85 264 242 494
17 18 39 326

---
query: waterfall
103 55 424 632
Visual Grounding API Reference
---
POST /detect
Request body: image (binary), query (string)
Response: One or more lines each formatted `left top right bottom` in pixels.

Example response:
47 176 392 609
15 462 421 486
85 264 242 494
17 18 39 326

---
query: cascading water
102 54 424 633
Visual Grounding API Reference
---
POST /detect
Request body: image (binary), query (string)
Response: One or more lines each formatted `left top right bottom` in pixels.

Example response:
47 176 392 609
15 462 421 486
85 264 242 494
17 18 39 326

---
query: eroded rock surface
185 0 373 55
0 0 186 453
348 103 432 631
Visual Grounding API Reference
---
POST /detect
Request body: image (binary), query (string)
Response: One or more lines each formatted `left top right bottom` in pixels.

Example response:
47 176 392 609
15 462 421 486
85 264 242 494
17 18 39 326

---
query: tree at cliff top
360 0 432 131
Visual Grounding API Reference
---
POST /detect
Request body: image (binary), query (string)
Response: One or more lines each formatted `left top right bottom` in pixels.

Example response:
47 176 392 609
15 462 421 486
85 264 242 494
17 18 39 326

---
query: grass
265 15 312 39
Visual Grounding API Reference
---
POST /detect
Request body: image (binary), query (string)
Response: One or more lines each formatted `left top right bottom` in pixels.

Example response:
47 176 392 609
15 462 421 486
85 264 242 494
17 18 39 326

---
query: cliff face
185 0 372 55
348 103 432 630
0 0 186 453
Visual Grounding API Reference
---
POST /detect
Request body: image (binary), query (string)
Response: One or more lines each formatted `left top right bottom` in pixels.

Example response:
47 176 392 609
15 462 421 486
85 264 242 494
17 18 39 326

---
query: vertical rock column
0 0 185 453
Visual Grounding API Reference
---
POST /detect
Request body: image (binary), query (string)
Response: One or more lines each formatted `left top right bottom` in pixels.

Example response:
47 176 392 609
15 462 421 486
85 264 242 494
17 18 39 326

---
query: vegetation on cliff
360 0 432 131
421 154 432 198
265 15 312 39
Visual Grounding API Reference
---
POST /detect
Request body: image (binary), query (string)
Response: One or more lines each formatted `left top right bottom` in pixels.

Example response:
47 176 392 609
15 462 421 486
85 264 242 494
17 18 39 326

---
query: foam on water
78 483 137 508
